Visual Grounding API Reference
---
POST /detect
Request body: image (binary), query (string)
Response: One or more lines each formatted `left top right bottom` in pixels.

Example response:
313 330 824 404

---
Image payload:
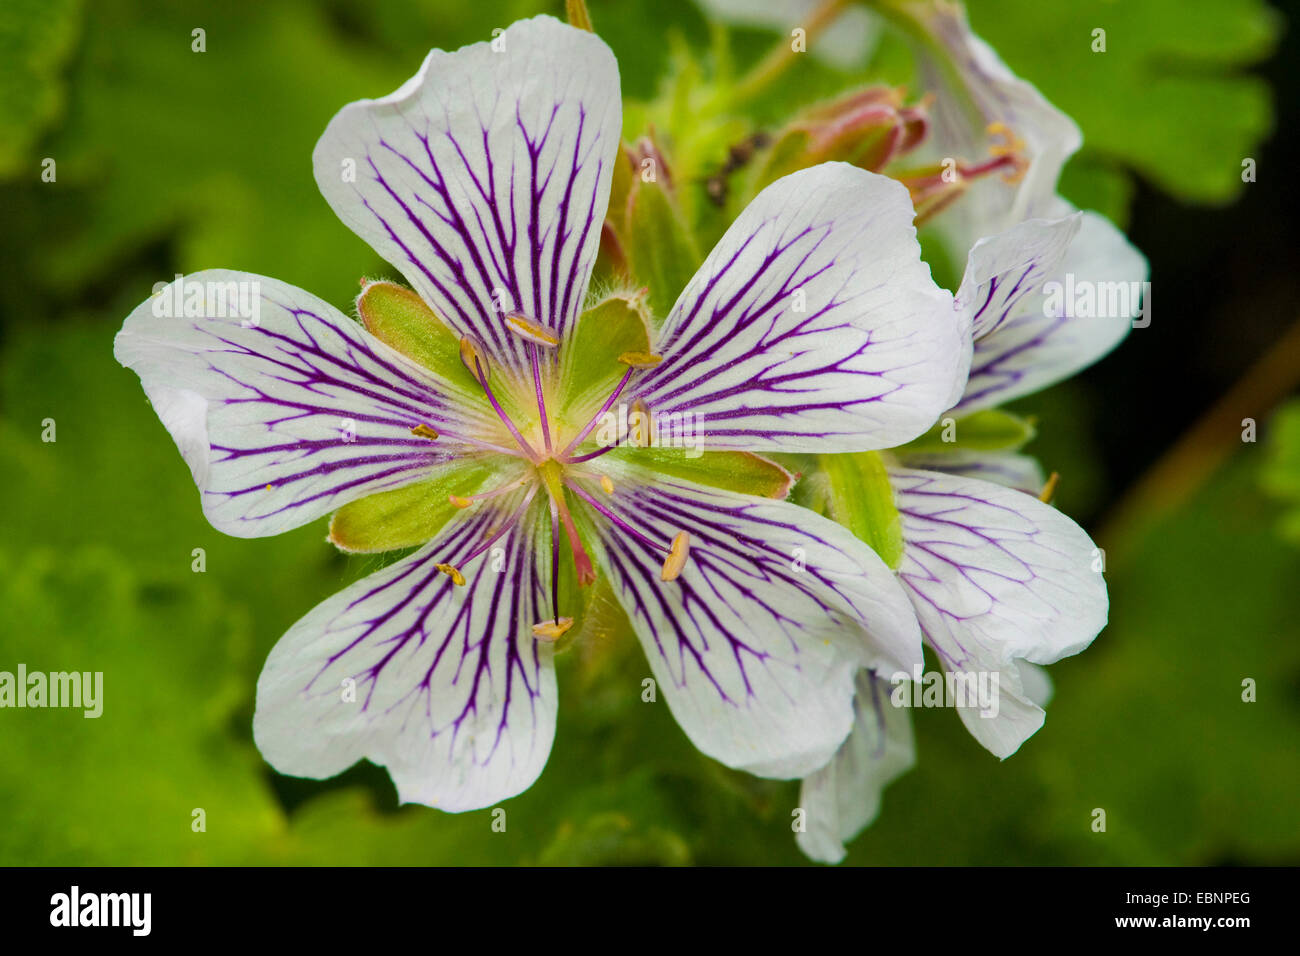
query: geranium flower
114 16 970 811
796 206 1146 864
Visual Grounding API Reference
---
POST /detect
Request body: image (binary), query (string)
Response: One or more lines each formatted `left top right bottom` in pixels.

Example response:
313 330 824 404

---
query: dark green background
1 0 1296 864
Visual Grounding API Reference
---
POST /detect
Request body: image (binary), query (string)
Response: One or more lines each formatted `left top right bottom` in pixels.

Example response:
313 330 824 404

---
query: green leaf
0 0 81 179
0 546 284 864
966 0 1279 206
1262 398 1300 545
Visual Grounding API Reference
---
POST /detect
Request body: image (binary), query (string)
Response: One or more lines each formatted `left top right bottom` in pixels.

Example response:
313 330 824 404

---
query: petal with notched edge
253 490 556 811
956 214 1080 342
114 271 501 538
312 15 621 372
889 466 1107 758
954 211 1148 416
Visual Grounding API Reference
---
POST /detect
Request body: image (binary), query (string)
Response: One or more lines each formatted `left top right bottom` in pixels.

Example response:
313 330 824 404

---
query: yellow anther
411 423 439 440
986 121 1026 158
435 563 466 587
661 531 691 582
600 475 615 495
265 483 273 491
617 350 664 368
460 336 490 381
1038 471 1060 503
531 617 574 641
630 398 654 448
504 310 559 347
448 494 474 508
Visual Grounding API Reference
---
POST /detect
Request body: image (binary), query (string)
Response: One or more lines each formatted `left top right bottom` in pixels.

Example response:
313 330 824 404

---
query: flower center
430 312 690 640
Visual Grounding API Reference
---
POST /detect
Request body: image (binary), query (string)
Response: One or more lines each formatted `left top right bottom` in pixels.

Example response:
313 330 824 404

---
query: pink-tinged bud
783 86 930 173
742 87 932 199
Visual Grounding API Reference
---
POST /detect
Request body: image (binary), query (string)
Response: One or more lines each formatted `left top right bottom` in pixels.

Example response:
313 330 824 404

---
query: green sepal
610 446 793 500
816 451 904 570
356 280 481 396
901 408 1038 455
742 128 811 202
327 459 502 554
624 174 701 328
559 292 653 422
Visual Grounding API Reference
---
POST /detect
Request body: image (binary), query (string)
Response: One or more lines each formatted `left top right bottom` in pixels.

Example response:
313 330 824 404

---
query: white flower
114 16 971 811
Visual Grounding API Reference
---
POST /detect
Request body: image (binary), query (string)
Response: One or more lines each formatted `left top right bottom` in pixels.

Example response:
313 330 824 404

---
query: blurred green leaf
0 0 81 178
967 0 1278 206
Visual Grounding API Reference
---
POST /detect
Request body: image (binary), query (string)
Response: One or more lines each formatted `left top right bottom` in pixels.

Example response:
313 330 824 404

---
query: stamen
437 484 540 585
1038 471 1060 503
410 423 439 440
986 121 1026 157
660 531 691 582
435 563 466 587
565 478 667 556
566 444 619 464
472 354 541 461
448 476 531 509
532 617 574 641
560 366 635 459
630 398 654 448
600 475 614 495
504 310 559 348
530 341 553 454
617 350 664 368
460 335 490 383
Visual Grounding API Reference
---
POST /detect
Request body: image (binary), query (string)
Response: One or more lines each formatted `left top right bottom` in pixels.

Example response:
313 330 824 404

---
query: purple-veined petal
889 466 1107 758
911 2 1082 259
635 164 967 453
893 449 1047 495
114 271 502 538
313 15 620 372
954 211 1148 416
956 214 1080 341
585 468 922 778
253 489 556 811
796 670 914 864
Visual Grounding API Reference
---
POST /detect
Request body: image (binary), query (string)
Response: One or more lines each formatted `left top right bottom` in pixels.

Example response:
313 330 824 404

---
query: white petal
114 271 493 537
955 211 1148 415
796 671 914 864
589 469 922 778
911 2 1082 257
253 492 557 811
956 214 1080 341
636 164 967 453
313 15 621 371
894 449 1046 495
889 467 1107 757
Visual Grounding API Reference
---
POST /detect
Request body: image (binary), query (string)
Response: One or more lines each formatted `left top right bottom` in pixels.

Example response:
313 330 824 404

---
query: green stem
730 0 849 105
